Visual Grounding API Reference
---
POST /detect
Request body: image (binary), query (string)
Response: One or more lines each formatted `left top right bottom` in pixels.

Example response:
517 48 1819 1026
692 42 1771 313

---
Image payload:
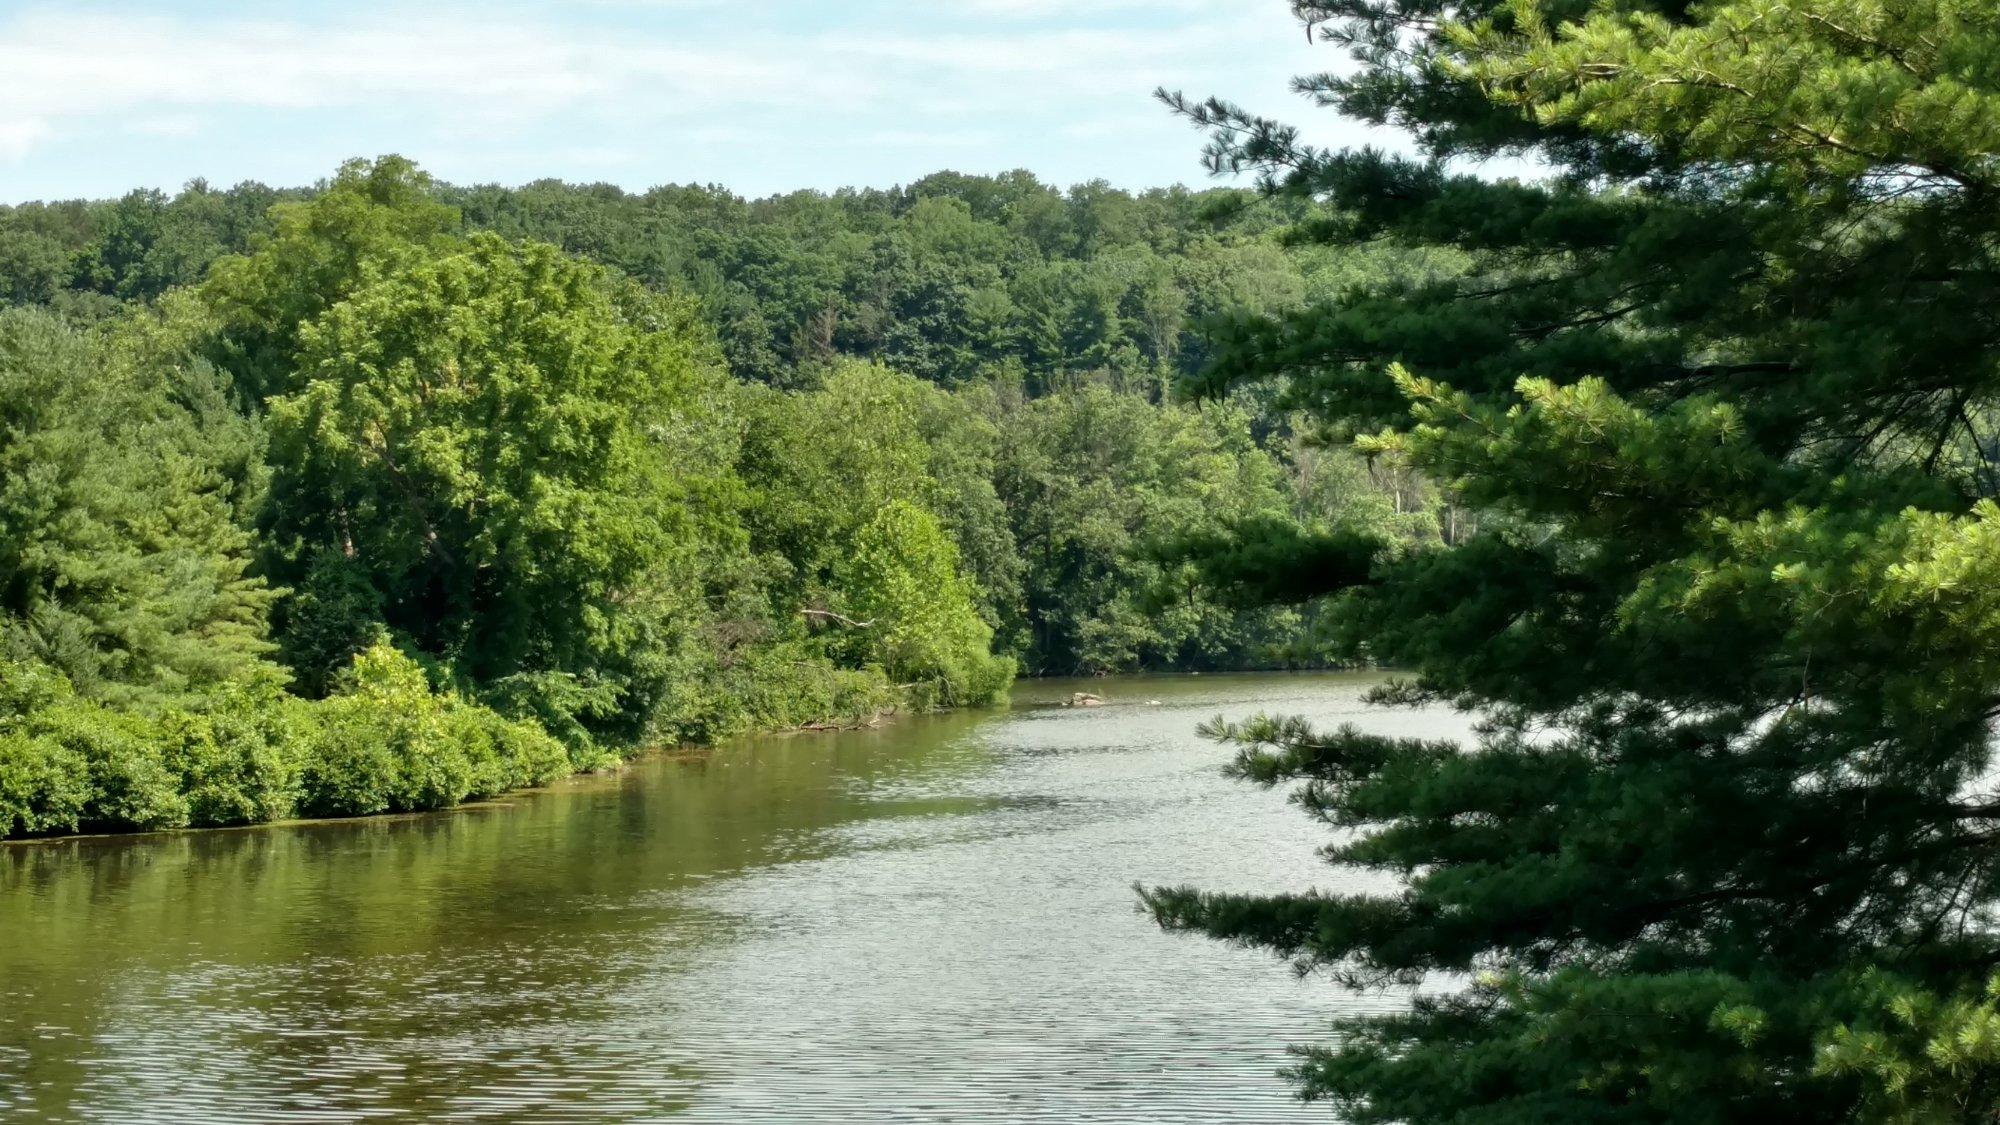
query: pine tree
0 307 277 704
1146 2 2000 1120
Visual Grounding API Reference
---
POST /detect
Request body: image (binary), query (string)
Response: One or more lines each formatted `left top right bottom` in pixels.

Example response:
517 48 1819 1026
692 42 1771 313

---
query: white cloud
837 26 1204 73
853 128 996 150
0 9 860 155
0 0 1376 195
127 115 205 139
0 4 1303 154
0 120 52 160
947 0 1218 16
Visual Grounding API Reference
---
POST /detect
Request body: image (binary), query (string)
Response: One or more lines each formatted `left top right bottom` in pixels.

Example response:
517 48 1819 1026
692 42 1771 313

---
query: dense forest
0 158 1455 839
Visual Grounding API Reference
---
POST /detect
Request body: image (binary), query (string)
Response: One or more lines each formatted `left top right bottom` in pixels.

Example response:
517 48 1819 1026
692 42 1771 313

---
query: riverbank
0 672 1427 1123
0 657 1003 846
1 670 1358 847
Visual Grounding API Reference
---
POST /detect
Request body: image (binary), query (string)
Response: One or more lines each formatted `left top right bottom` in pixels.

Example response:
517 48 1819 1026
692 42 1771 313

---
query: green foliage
836 500 1013 708
432 169 1421 393
0 730 88 839
156 687 302 827
0 643 566 837
2 656 238 834
199 156 459 404
0 306 277 705
0 156 1444 842
735 362 1016 708
1148 0 2000 1120
275 549 386 698
994 385 1301 673
2 159 1470 399
264 232 739 744
0 661 93 837
296 642 569 818
698 646 903 736
1818 973 2000 1124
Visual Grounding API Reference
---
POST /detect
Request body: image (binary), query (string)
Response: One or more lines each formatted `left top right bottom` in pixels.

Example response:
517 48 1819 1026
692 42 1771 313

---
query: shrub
0 731 89 837
1 662 187 832
40 702 189 832
295 642 566 818
696 641 904 738
450 705 571 798
157 688 305 828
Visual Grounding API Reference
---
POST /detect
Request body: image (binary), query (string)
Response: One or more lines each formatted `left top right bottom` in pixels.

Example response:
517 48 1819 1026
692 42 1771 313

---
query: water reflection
0 673 1466 1123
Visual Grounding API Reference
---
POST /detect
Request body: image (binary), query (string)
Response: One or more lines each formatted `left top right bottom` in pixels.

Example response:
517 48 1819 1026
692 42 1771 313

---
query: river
0 672 1466 1123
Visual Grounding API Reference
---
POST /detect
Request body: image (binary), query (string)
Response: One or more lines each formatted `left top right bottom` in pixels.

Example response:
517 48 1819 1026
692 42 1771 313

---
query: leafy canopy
264 232 741 743
0 151 1458 840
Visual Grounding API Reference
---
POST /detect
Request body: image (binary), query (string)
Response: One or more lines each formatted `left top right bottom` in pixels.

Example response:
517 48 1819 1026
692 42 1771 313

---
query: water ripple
0 672 1458 1123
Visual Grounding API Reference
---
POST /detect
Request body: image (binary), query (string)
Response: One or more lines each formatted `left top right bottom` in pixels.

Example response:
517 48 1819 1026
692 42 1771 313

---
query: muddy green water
0 673 1465 1123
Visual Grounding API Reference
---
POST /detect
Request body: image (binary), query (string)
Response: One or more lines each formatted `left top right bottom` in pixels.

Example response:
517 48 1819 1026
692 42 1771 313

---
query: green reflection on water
1 673 1401 1124
0 708 999 1121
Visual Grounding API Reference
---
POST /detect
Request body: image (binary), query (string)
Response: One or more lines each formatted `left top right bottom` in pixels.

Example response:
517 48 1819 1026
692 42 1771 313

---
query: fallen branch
797 710 896 733
801 608 875 629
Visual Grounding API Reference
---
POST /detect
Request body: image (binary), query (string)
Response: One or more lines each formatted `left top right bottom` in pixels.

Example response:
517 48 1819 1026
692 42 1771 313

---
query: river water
0 673 1465 1123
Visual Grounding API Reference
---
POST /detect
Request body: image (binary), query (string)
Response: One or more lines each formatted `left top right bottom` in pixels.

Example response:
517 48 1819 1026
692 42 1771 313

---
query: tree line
0 158 1451 840
0 163 1463 397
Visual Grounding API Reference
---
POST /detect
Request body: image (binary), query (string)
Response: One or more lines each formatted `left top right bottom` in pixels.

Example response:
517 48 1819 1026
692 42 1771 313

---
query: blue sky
0 0 1411 202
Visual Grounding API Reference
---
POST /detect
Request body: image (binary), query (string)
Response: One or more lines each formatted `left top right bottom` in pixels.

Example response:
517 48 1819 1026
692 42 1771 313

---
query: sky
0 0 1413 203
